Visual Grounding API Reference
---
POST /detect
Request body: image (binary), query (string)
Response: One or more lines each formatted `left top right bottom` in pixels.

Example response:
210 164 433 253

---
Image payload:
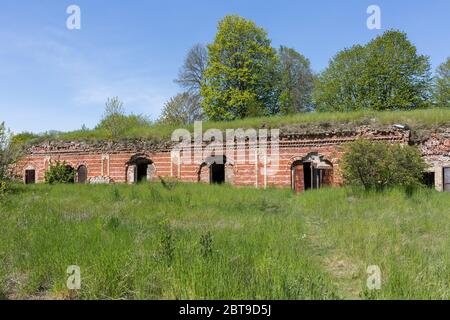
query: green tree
314 30 432 111
0 122 22 196
433 57 450 108
0 123 20 180
341 139 426 192
313 45 368 112
158 92 204 125
10 132 39 147
97 96 126 139
96 97 151 139
201 15 279 120
277 46 315 113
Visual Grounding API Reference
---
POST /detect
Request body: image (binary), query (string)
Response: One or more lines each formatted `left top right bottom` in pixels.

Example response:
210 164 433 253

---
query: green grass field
0 183 449 300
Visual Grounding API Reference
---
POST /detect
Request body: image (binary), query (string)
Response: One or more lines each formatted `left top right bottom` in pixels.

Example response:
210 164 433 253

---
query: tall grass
21 108 450 144
295 187 450 299
0 183 448 299
0 183 338 299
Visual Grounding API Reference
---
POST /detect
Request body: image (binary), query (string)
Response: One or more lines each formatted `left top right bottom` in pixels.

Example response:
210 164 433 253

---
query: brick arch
125 154 157 183
58 160 77 170
287 153 334 170
287 156 305 171
74 161 88 169
126 153 153 164
24 163 36 171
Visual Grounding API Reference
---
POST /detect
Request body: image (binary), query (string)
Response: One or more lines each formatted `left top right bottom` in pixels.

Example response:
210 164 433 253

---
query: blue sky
0 0 449 133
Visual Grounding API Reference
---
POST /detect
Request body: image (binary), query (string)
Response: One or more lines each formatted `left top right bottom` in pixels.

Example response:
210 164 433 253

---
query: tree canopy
277 46 315 114
313 30 432 112
158 92 203 125
201 15 279 120
433 57 450 108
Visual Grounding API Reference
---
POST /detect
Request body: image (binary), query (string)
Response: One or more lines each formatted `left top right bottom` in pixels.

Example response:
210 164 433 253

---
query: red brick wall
12 143 351 194
14 128 410 191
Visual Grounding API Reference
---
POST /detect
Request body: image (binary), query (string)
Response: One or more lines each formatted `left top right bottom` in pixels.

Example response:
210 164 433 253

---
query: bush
0 180 7 199
95 97 152 139
1 122 21 197
341 139 426 191
44 161 75 184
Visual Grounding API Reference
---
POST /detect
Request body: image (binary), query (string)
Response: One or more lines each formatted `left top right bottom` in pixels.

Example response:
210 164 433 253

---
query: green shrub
44 160 75 184
341 139 426 191
0 180 7 199
1 122 22 197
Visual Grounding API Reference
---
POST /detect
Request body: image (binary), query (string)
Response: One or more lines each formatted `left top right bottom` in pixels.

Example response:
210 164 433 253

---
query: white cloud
74 78 171 119
0 29 176 121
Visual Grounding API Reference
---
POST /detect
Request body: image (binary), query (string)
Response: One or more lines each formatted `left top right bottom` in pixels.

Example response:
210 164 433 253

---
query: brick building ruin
15 125 450 192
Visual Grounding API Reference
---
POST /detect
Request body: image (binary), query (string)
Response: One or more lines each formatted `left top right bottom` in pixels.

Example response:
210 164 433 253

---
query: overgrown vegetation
0 183 448 299
341 139 426 192
13 107 450 145
0 122 21 198
96 96 151 140
44 161 75 184
433 57 450 108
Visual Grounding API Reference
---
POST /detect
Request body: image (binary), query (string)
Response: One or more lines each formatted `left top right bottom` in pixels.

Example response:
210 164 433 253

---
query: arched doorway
25 169 36 184
291 153 333 192
77 165 87 183
198 155 227 184
126 155 155 184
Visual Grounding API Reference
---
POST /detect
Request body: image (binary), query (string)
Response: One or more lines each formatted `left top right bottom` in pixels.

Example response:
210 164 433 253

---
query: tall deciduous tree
313 45 368 112
173 44 207 122
313 30 432 111
158 92 203 125
433 57 450 108
201 15 279 120
175 44 208 94
277 46 315 113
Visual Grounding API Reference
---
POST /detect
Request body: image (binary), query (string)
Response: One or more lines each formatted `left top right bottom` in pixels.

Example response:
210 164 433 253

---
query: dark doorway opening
136 161 149 182
422 172 435 189
210 156 226 184
303 162 312 190
292 154 333 192
77 165 87 183
127 155 153 184
25 169 36 184
211 163 225 184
